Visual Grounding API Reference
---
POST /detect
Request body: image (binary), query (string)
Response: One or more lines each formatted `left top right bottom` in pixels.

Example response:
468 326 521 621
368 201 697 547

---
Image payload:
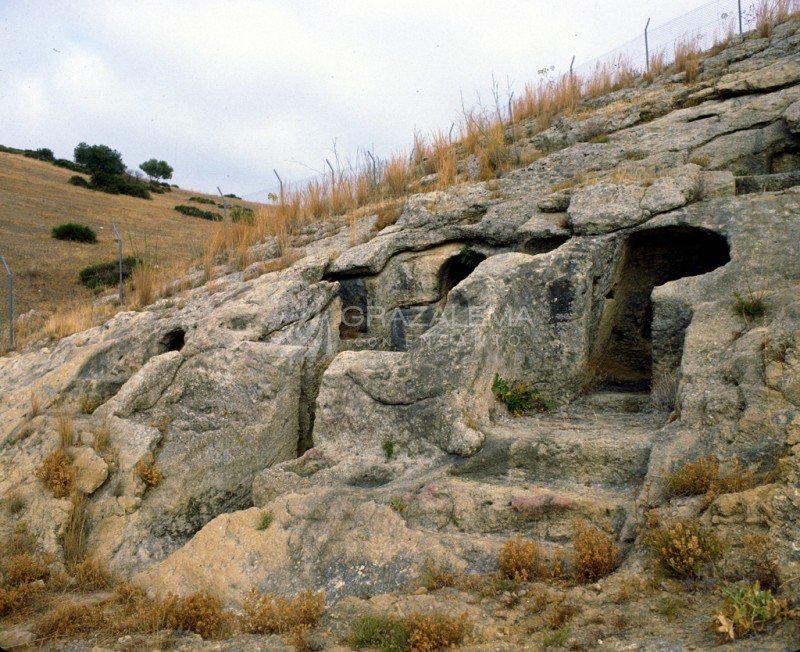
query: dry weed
572 520 618 582
57 410 75 448
136 455 163 487
35 449 75 497
243 589 325 635
645 518 724 577
406 612 470 652
5 554 50 587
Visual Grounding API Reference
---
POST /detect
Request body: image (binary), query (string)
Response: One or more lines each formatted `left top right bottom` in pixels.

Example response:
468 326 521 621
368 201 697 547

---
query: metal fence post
217 187 229 227
111 224 124 305
569 55 575 80
273 169 284 205
1 256 12 348
644 18 651 71
738 0 743 34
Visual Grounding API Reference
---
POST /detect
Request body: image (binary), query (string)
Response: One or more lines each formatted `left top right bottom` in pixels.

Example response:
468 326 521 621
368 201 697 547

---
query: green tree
73 142 125 186
139 158 174 181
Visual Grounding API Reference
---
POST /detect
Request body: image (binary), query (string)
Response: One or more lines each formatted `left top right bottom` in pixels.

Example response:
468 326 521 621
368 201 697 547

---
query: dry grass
63 491 89 564
418 559 458 591
135 455 163 488
243 589 325 636
572 520 618 582
0 151 226 324
29 389 42 419
373 202 404 233
164 591 230 639
406 612 470 652
5 554 50 587
56 410 75 448
36 600 107 639
643 48 667 82
755 0 800 37
645 519 724 578
35 449 75 497
674 37 702 83
4 491 25 516
0 582 41 617
92 420 110 452
69 557 112 592
498 536 563 583
665 455 754 499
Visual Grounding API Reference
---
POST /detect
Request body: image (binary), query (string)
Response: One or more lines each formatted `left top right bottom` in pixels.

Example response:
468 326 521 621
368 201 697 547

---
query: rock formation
2 18 800 651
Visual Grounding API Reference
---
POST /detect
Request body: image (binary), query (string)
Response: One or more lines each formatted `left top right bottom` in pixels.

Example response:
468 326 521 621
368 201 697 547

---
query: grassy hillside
0 150 262 332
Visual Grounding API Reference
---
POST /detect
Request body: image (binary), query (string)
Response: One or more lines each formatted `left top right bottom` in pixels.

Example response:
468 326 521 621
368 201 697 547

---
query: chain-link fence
245 0 788 203
574 0 766 78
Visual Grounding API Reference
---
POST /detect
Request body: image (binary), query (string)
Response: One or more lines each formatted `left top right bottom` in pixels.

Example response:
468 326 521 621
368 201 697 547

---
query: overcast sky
1 0 721 199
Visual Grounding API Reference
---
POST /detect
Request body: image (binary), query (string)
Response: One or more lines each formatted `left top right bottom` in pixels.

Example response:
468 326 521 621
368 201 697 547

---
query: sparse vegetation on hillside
174 204 222 221
73 142 152 199
79 256 140 289
51 223 97 243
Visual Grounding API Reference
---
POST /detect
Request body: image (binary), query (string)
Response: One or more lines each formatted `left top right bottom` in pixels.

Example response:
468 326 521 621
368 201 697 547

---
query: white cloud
0 0 724 196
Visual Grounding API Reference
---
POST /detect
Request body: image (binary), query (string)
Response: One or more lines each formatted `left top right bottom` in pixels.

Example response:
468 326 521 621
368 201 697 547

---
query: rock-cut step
400 476 636 543
580 390 654 413
450 406 665 487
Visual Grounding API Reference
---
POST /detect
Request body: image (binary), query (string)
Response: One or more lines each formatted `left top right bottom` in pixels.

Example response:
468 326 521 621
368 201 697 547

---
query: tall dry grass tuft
63 491 89 564
643 48 667 82
382 154 410 197
57 410 74 449
674 36 702 83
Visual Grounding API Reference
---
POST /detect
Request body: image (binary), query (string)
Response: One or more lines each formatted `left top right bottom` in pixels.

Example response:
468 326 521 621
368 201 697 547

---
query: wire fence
573 0 753 78
244 0 782 203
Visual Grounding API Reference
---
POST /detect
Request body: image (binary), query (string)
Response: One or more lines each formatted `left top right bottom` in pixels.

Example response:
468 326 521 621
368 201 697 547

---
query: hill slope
0 151 260 326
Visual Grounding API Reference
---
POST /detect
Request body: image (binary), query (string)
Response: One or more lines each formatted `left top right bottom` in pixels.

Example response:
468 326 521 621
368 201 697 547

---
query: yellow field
0 151 262 328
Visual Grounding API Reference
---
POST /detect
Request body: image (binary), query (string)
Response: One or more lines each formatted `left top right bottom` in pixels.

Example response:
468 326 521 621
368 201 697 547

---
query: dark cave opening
438 249 487 297
159 328 186 353
589 226 730 391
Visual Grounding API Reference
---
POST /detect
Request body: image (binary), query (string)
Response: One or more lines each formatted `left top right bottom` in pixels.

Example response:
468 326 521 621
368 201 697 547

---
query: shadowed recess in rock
158 328 186 353
589 226 730 391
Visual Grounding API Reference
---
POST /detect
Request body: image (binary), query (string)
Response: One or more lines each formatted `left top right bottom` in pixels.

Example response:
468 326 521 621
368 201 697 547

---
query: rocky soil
2 19 800 652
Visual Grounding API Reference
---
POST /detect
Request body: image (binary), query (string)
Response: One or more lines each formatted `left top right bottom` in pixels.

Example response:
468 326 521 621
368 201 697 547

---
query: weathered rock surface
3 17 800 652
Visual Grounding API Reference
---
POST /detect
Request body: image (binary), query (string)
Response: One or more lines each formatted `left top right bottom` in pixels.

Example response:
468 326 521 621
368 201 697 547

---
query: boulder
567 182 645 234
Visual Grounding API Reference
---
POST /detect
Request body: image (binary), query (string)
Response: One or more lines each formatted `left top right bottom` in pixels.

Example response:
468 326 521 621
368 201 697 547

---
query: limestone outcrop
2 18 800 651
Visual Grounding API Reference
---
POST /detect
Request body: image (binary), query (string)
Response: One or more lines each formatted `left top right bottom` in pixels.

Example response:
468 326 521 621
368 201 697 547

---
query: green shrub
98 175 152 199
52 223 97 243
231 205 255 223
79 256 140 288
23 148 55 162
189 196 215 204
492 374 555 415
349 613 410 651
54 159 89 173
715 581 795 640
223 193 240 199
381 440 395 461
174 205 222 221
68 175 90 188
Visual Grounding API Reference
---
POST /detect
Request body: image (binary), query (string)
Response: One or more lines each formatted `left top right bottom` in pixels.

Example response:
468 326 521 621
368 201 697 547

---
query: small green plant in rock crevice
733 290 767 320
256 510 274 531
381 439 395 461
492 374 556 416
